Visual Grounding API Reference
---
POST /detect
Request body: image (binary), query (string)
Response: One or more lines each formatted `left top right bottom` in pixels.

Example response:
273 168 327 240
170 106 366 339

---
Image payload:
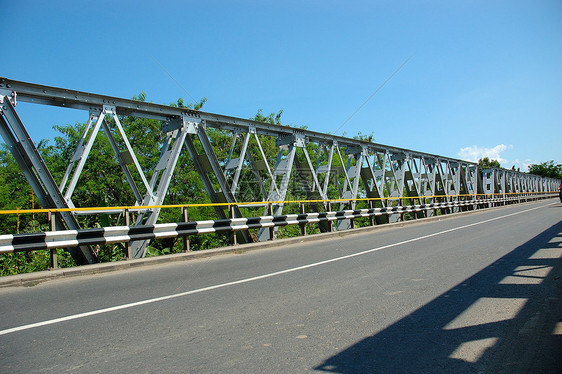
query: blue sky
2 0 560 170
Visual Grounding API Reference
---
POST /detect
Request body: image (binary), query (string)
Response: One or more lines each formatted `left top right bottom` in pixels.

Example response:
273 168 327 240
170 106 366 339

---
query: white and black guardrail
0 195 553 254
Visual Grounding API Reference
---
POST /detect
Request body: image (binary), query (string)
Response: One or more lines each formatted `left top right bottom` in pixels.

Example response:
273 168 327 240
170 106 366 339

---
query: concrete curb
1 199 554 288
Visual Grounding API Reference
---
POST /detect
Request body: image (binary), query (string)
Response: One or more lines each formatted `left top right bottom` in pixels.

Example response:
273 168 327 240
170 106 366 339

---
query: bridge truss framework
0 78 558 264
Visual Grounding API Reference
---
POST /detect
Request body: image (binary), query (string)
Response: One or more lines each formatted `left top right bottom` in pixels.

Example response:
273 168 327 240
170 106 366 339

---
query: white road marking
0 202 551 336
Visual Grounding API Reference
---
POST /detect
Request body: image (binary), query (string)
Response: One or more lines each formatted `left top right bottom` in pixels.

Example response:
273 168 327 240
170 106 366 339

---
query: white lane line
0 202 552 336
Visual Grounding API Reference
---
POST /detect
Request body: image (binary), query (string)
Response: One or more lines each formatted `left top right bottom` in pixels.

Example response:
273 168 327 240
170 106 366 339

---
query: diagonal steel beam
0 95 97 264
127 115 194 257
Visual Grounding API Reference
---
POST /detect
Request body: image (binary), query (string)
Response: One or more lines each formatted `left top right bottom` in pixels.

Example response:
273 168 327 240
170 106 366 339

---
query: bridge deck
1 199 560 373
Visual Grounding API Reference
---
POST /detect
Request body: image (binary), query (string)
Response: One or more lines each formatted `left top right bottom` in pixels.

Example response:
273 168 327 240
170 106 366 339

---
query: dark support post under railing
327 202 333 232
267 203 275 240
182 206 190 252
368 200 374 226
229 204 237 245
48 211 57 269
124 208 131 259
299 202 306 236
349 200 355 229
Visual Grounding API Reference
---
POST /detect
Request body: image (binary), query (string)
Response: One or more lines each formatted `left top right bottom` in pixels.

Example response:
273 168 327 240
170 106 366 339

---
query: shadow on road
315 219 562 373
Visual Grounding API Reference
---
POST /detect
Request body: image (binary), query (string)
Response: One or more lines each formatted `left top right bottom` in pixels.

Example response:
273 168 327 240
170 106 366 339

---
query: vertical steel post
267 203 275 240
327 201 333 232
124 208 131 259
48 211 57 269
299 202 306 236
229 204 237 245
182 206 190 252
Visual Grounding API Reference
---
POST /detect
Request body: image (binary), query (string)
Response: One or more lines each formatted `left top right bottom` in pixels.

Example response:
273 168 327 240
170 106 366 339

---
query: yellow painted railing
0 191 556 216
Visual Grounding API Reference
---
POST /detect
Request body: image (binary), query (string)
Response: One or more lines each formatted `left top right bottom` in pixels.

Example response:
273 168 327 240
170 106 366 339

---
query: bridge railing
0 192 556 268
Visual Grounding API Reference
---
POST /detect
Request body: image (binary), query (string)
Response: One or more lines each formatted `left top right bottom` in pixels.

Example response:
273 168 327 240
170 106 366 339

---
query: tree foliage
528 160 562 180
1 99 401 275
252 109 284 125
0 93 224 275
478 157 501 168
353 131 375 143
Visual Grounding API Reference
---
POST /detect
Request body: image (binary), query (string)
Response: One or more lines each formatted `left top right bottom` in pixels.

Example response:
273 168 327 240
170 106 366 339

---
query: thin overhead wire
148 53 197 104
334 55 413 135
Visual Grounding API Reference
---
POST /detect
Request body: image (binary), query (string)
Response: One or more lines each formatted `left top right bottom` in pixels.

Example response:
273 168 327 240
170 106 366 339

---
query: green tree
0 98 396 275
528 160 562 179
252 109 284 125
353 131 375 143
0 92 223 275
0 140 78 275
478 157 501 168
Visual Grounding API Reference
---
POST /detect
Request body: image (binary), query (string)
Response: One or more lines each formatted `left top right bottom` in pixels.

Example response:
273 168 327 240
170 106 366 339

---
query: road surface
1 200 561 373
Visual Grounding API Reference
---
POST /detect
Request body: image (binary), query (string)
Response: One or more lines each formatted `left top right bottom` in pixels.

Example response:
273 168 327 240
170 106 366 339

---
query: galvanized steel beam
0 94 97 265
0 77 559 263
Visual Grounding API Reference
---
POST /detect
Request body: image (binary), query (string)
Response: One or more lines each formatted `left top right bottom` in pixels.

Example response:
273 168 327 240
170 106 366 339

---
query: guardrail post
124 208 131 259
229 204 237 245
48 211 57 269
368 200 374 226
327 201 333 232
267 203 275 240
349 200 355 229
182 206 190 252
299 202 306 236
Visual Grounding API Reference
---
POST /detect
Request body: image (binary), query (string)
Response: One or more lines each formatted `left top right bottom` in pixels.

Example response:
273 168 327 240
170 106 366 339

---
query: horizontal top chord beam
0 77 474 166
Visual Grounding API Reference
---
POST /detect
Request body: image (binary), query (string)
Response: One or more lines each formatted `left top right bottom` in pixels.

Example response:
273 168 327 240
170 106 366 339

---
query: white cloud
457 144 512 164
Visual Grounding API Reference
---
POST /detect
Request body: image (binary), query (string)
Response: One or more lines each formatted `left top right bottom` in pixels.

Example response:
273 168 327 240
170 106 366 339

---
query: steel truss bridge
0 78 558 266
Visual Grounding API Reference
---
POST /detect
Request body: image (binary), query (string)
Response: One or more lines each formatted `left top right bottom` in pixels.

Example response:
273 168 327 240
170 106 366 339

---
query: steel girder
0 94 97 264
481 167 558 198
0 78 559 262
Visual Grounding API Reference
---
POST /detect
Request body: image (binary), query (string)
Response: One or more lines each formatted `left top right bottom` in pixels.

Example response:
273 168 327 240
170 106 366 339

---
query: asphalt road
1 200 561 373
